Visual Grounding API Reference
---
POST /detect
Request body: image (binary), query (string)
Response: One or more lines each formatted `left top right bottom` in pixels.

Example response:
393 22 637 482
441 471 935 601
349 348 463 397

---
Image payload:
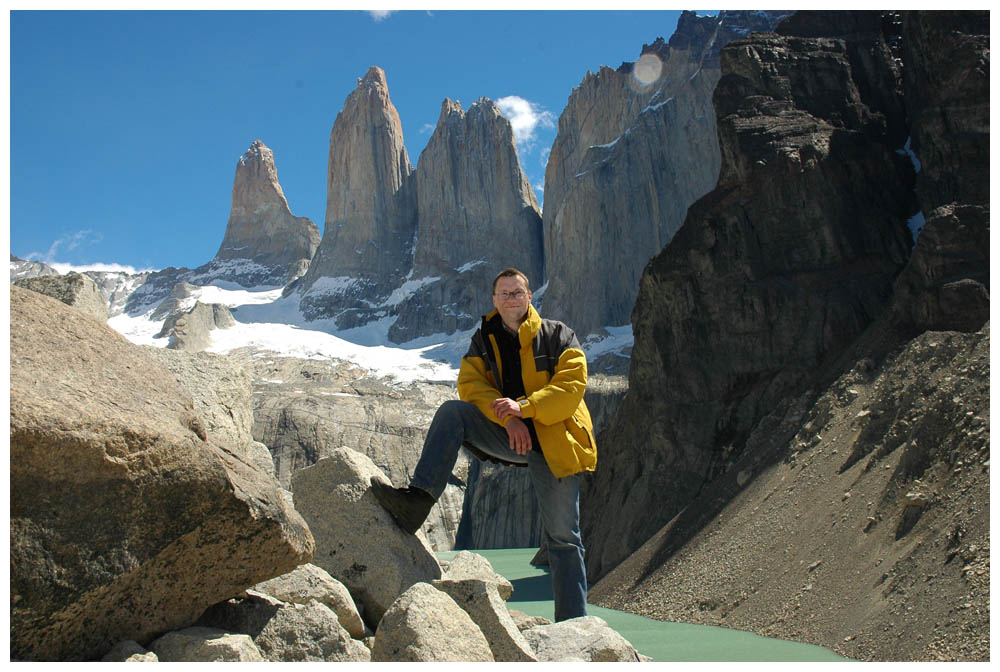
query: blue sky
10 9 694 272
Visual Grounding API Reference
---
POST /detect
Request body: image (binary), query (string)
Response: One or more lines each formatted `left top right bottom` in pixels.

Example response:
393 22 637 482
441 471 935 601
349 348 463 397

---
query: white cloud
419 122 436 135
368 10 394 22
539 147 551 169
26 229 102 264
495 96 555 151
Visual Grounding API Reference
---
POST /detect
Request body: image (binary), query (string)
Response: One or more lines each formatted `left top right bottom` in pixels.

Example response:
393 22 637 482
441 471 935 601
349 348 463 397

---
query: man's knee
435 399 476 427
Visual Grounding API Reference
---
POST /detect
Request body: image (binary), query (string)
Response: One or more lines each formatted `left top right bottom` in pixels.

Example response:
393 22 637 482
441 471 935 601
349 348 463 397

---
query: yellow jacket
457 304 597 478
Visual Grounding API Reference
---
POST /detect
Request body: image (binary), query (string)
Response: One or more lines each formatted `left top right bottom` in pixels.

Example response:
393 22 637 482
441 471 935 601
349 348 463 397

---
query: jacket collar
481 304 541 348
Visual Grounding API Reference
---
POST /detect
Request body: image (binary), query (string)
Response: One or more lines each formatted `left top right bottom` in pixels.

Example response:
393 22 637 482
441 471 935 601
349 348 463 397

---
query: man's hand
504 417 533 455
491 397 522 421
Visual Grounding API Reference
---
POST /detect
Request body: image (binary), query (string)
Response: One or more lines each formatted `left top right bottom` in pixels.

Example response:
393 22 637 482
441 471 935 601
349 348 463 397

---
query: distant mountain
123 140 319 315
293 70 544 342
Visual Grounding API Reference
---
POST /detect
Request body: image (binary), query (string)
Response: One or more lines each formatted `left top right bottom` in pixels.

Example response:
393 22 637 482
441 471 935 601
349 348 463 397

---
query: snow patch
381 276 439 308
457 259 487 274
304 275 360 296
581 324 634 361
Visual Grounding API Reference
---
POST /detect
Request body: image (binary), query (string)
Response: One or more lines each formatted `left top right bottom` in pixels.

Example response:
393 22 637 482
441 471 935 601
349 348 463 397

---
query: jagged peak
358 65 388 90
238 139 272 166
438 97 463 122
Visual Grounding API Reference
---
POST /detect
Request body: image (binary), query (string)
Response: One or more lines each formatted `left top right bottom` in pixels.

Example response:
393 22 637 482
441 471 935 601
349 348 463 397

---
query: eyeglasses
494 290 528 301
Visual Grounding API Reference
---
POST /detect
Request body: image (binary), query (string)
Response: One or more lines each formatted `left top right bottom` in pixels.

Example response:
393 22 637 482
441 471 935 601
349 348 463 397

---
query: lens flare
632 53 663 88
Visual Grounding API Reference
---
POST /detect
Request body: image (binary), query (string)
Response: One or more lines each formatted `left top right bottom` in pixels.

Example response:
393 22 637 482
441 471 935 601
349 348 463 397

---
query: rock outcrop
9 253 59 282
290 449 442 626
209 140 321 287
10 285 314 661
160 300 236 351
541 10 791 337
388 97 544 342
15 271 109 321
297 66 416 325
582 10 916 580
251 563 366 639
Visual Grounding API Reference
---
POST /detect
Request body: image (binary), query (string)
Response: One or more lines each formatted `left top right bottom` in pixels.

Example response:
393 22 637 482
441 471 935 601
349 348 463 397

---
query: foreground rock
432 577 536 661
372 582 494 662
521 616 644 662
251 563 365 639
290 448 442 626
197 591 370 662
150 627 264 662
9 285 314 661
15 271 108 321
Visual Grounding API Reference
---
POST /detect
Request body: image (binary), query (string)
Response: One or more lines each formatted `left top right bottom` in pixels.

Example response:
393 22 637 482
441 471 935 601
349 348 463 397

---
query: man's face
493 275 532 327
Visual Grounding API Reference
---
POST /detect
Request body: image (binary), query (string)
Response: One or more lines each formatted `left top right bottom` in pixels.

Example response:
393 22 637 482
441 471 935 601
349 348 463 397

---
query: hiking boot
369 477 435 534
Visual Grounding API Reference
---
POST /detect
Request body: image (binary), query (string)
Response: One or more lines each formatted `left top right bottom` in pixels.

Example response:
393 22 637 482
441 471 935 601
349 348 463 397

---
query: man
371 267 597 621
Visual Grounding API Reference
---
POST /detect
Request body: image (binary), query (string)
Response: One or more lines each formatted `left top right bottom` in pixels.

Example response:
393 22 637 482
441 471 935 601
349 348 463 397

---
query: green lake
438 548 848 662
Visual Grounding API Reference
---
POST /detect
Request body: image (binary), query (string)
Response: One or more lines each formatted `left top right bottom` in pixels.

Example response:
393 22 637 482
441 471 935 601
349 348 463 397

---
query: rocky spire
383 97 544 341
212 139 320 285
297 66 417 323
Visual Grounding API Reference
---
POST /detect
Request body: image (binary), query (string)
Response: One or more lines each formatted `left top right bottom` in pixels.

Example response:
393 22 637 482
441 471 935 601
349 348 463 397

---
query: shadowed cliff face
540 10 791 338
581 10 919 582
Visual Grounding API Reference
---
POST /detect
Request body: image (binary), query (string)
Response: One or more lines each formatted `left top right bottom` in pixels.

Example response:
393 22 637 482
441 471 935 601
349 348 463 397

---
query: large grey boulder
197 591 370 662
432 577 536 661
15 270 108 321
150 627 265 662
522 615 644 662
9 286 314 661
290 448 442 625
252 563 365 639
372 582 494 662
160 300 236 351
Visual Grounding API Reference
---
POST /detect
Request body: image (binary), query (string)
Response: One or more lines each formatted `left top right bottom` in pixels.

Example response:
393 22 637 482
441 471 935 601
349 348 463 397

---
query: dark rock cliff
581 10 922 580
582 11 988 660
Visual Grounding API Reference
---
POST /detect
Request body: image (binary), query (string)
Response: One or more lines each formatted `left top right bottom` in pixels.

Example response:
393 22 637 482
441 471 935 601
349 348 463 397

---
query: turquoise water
438 548 848 662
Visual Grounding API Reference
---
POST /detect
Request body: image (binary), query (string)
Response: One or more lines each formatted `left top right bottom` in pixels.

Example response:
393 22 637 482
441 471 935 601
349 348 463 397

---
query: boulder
252 563 365 639
440 550 514 601
290 448 442 625
150 627 264 662
101 640 158 662
432 577 536 661
522 615 643 662
9 285 314 661
198 591 370 662
371 582 494 662
15 271 108 321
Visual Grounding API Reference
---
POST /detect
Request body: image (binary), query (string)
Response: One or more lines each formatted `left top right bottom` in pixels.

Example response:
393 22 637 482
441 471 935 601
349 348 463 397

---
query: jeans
411 399 588 621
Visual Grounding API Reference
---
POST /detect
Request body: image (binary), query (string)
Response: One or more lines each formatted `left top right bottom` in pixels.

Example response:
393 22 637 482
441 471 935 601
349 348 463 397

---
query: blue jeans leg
410 399 587 621
410 399 526 499
527 450 588 621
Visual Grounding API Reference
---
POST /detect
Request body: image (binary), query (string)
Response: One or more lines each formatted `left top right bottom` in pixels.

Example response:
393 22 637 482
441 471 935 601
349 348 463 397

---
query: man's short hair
492 267 531 294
